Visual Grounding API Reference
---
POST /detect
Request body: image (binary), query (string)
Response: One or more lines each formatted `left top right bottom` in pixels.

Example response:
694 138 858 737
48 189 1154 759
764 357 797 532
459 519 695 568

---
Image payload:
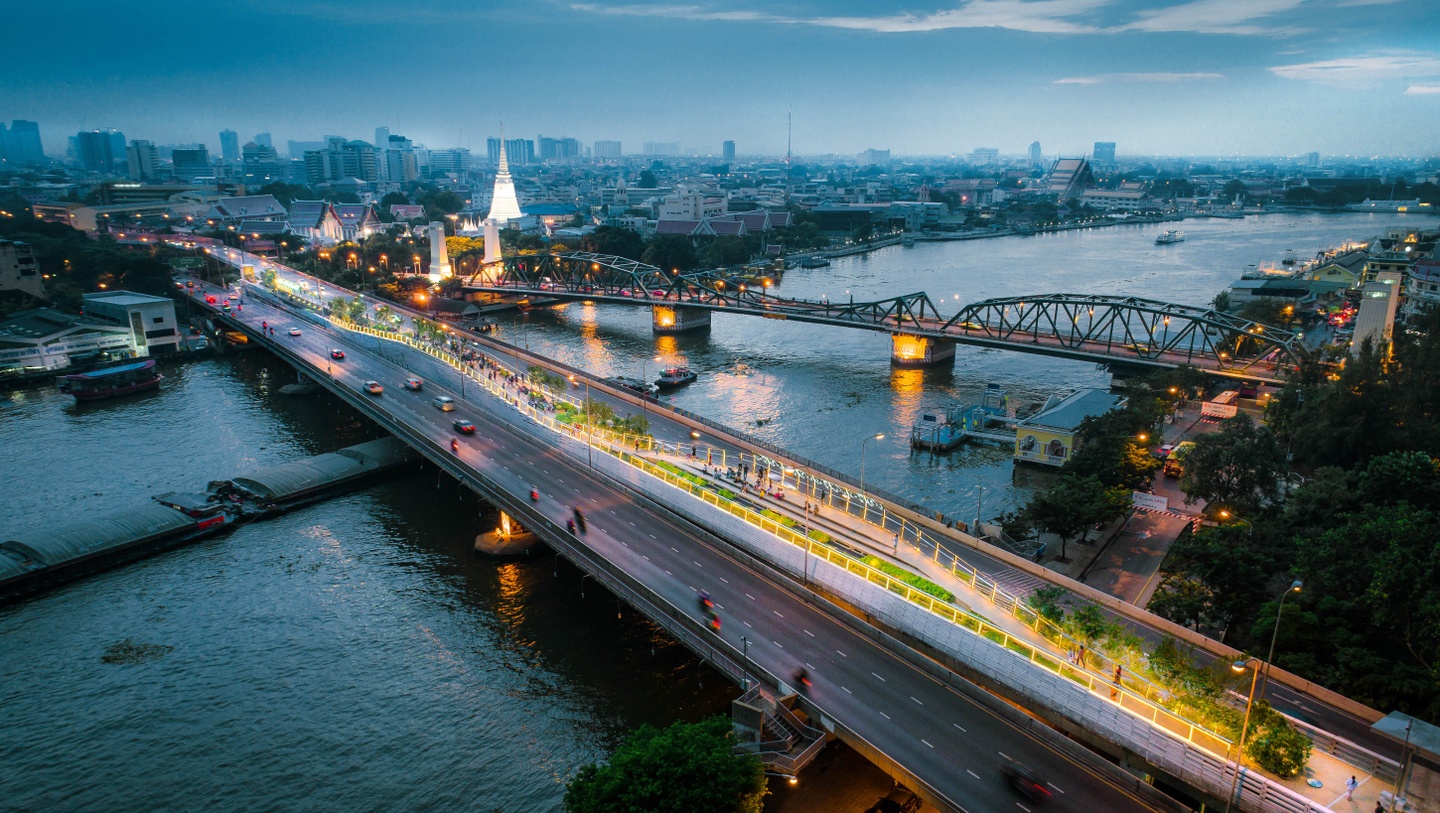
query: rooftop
84 291 173 307
1018 388 1125 433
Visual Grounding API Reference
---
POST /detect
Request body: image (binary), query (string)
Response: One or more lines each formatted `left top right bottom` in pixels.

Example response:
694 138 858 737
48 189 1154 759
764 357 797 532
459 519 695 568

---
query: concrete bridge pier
474 511 538 557
652 305 712 334
890 333 955 368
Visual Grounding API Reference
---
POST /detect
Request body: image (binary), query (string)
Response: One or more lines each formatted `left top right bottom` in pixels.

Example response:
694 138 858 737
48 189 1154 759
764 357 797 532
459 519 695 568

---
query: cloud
573 0 1321 36
571 0 1112 35
1055 71 1225 84
1119 0 1310 35
1406 84 1440 94
1269 53 1440 86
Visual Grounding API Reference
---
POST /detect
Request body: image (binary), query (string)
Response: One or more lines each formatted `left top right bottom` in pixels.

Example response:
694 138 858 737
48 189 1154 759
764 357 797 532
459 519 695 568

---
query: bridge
464 252 1308 384
196 250 1402 813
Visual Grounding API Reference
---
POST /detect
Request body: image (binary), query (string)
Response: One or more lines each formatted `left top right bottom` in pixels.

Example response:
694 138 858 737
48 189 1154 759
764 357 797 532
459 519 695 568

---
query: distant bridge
465 252 1308 383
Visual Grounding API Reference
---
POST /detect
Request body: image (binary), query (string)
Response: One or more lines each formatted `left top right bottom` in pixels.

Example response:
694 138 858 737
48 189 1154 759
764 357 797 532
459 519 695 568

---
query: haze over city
4 0 1438 156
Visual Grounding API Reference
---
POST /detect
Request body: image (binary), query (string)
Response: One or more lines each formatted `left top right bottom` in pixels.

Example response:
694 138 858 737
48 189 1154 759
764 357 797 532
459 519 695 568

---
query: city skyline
1 0 1437 158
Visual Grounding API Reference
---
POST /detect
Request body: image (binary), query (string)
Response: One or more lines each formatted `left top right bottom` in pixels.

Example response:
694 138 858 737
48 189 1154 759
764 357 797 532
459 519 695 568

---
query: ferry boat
1155 230 1185 245
797 256 830 268
654 366 697 389
58 359 163 401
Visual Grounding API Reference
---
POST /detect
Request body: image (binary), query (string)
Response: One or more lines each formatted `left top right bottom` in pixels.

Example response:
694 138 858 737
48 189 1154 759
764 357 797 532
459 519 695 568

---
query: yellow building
1014 389 1127 466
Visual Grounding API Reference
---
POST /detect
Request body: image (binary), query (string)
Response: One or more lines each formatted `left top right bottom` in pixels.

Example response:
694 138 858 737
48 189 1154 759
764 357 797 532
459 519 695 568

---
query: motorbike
572 507 587 533
793 668 812 693
707 611 722 632
530 486 539 502
698 591 714 612
566 518 576 533
450 438 459 453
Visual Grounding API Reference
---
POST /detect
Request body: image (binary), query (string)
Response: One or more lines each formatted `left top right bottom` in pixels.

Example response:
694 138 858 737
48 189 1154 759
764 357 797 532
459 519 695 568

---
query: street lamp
571 374 594 468
859 433 885 521
740 635 751 691
1258 580 1302 699
640 354 660 430
1218 510 1252 535
1226 657 1263 813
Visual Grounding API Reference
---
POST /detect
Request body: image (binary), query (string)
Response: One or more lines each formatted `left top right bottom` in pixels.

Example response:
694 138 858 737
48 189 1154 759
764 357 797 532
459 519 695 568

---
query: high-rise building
722 140 736 162
374 127 390 150
486 137 534 166
427 148 471 177
126 139 161 181
172 146 211 181
219 129 239 163
1305 151 1321 167
242 141 285 184
860 148 890 165
385 134 418 183
76 129 124 173
286 140 323 160
254 132 273 150
642 141 680 156
1029 141 1042 165
967 147 999 165
593 140 622 159
537 136 581 162
303 136 379 185
1 120 44 165
1093 141 1117 166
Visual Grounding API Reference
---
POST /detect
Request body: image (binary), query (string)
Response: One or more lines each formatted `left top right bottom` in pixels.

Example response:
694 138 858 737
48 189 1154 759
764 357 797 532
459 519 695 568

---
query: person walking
1345 776 1358 801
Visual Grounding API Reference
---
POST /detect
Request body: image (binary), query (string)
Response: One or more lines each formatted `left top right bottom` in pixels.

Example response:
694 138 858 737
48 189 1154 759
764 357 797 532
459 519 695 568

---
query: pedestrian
1375 802 1385 813
1346 776 1358 801
1114 664 1123 683
1077 644 1085 666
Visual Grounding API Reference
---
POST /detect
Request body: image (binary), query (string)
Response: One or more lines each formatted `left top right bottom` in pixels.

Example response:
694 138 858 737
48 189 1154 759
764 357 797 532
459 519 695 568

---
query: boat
1281 250 1298 266
57 359 163 401
798 256 830 268
655 366 697 389
1155 230 1185 245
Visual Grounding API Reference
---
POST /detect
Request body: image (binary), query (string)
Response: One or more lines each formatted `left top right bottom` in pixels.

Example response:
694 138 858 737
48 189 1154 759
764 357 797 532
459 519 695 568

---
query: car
362 380 384 395
330 349 345 360
1001 763 1051 804
205 294 217 304
956 320 985 331
288 327 302 336
650 289 668 297
403 377 423 391
228 293 240 301
186 280 195 288
453 419 476 434
433 395 456 412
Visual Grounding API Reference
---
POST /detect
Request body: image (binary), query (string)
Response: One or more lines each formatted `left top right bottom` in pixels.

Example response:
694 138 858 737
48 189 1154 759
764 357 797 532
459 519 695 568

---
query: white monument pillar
483 218 502 265
428 221 453 281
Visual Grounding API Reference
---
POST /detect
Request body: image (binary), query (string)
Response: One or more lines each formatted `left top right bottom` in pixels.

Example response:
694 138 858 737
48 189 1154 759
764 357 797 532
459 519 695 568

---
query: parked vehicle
1163 440 1196 478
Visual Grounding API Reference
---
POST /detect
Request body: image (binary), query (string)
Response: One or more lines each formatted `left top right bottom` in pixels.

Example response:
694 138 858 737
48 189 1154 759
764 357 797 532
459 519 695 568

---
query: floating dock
0 438 418 602
910 385 1018 452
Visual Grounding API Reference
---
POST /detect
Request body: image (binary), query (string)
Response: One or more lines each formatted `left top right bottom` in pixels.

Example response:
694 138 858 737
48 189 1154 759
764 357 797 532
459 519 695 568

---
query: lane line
879 711 891 720
872 672 886 682
804 629 815 637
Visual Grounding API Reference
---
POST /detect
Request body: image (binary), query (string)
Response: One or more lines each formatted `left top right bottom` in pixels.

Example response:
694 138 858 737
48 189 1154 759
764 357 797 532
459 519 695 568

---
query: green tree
641 235 698 272
698 235 753 268
563 717 765 813
1244 701 1313 778
1178 414 1283 515
1027 474 1127 560
380 191 410 207
637 170 658 188
580 225 646 260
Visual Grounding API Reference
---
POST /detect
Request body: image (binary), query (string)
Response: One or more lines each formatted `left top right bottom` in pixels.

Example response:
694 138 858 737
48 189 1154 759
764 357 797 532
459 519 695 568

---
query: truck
1163 441 1196 478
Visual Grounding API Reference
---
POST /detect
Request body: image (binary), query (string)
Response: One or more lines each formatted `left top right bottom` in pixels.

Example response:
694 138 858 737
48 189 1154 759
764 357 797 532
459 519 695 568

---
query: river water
0 212 1423 812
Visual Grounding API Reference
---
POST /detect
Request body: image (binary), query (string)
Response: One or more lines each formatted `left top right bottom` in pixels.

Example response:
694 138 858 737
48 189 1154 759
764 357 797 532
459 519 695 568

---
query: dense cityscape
4 2 1440 813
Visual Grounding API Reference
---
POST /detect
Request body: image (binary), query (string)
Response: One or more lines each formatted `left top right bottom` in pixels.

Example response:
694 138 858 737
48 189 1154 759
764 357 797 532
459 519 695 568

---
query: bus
1163 441 1196 478
1202 390 1240 419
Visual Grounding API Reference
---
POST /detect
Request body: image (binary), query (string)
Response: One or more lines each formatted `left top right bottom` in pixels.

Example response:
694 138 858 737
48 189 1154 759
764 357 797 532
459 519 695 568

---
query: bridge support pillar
653 305 711 334
890 333 955 368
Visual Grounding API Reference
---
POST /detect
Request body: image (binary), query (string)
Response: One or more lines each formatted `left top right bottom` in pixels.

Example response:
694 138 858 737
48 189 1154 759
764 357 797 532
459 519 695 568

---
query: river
0 211 1424 812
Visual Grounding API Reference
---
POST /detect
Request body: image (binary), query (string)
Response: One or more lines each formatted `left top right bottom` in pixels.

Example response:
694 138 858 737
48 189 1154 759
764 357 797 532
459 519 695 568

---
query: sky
2 0 1437 159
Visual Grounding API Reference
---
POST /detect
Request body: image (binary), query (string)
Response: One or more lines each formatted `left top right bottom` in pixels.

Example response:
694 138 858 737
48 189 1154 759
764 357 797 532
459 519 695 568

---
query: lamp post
740 635 751 691
1218 510 1253 535
1257 580 1302 699
1226 657 1263 813
640 354 660 431
859 433 885 522
571 374 594 468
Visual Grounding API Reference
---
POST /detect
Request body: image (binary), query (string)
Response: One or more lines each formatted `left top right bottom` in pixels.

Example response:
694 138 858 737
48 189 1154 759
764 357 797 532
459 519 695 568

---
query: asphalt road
205 280 1164 813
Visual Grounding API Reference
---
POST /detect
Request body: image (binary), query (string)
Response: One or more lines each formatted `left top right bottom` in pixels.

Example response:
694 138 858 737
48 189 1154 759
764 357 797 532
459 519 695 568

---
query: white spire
487 130 523 222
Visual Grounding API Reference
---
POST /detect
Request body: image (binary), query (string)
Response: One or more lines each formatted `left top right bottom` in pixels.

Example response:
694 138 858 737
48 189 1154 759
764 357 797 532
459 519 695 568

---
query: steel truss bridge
465 253 1309 383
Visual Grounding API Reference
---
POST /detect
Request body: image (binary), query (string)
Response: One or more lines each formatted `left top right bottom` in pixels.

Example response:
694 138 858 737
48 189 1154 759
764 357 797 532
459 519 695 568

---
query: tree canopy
563 717 765 813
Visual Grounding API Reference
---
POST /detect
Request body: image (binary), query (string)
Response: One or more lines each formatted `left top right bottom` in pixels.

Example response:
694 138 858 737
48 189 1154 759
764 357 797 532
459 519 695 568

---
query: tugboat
58 358 163 401
655 366 697 390
1155 230 1185 245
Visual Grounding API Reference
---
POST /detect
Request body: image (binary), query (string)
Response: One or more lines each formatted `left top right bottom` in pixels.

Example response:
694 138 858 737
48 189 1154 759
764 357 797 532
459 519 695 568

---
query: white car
363 380 384 395
433 395 456 412
288 327 302 336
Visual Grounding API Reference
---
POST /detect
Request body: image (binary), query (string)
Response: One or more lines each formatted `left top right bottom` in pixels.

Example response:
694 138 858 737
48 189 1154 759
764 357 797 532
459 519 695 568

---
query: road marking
911 696 923 705
773 610 784 618
1016 804 1031 813
1046 783 1064 794
836 650 847 658
966 770 980 779
743 621 752 628
843 686 852 694
803 629 814 637
642 555 650 561
953 723 967 733
693 561 703 568
872 672 886 682
719 577 729 584
922 739 934 748
669 544 675 550
664 570 672 575
629 521 636 526
745 593 756 601
805 662 816 670
998 752 1011 761
621 541 628 547
879 711 890 720
773 641 783 648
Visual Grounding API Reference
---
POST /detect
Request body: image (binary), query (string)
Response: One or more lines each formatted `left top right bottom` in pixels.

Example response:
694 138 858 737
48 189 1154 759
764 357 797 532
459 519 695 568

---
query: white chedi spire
487 136 523 222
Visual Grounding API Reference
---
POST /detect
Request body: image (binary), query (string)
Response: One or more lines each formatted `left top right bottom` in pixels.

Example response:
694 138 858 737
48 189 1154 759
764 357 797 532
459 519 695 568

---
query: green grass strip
861 556 956 602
